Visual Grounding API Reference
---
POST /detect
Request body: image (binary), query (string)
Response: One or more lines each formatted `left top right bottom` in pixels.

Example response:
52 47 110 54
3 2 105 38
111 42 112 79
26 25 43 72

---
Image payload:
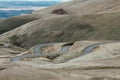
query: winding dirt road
10 43 73 62
10 41 119 62
80 41 119 56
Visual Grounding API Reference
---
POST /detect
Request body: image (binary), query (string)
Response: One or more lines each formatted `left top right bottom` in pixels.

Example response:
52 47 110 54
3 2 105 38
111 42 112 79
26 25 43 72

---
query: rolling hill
0 0 120 80
0 0 120 49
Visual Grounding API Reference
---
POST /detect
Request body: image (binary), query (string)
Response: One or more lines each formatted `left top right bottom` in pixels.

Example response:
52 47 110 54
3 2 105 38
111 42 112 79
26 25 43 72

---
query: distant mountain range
0 10 33 18
0 1 60 18
0 1 61 8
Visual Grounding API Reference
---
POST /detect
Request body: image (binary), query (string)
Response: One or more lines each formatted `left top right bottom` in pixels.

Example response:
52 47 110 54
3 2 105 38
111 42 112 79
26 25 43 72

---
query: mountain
0 1 61 18
0 1 61 8
0 1 61 34
0 0 120 48
34 0 120 14
0 0 120 80
0 14 41 34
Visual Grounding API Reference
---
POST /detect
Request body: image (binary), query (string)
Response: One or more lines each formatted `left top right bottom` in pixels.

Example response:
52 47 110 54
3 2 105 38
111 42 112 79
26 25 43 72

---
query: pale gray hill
34 0 120 15
0 0 120 80
1 0 120 34
0 0 120 49
0 19 4 22
0 14 41 34
0 13 63 34
0 12 120 48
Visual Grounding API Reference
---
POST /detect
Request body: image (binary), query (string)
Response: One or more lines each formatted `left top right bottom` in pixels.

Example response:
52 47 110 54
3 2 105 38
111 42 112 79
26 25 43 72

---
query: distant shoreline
0 7 46 18
0 18 4 22
0 1 60 18
0 7 46 11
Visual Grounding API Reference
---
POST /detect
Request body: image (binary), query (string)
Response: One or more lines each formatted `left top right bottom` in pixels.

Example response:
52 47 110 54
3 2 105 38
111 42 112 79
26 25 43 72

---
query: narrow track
10 43 73 62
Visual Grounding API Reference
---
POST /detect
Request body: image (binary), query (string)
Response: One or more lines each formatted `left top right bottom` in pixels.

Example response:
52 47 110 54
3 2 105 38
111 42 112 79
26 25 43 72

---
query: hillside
0 12 63 34
1 0 120 34
0 0 119 48
0 0 120 80
0 41 120 80
34 0 120 14
0 12 120 48
0 14 41 34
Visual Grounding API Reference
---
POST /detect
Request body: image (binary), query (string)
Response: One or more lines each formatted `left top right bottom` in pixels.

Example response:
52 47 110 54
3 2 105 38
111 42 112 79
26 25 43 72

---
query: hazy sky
0 0 70 1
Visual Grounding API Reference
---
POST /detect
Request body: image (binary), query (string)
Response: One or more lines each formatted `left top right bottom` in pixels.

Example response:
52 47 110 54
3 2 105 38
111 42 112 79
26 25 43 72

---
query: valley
0 0 120 80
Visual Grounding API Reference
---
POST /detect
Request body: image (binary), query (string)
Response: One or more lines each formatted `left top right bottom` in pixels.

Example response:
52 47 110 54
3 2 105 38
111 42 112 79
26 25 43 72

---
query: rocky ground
0 41 120 80
0 0 120 49
0 0 120 80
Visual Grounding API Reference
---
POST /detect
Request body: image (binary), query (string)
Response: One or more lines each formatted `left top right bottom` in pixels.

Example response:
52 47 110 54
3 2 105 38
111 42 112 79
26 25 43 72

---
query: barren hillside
0 12 120 48
34 0 120 14
0 0 119 48
0 41 120 80
0 0 120 80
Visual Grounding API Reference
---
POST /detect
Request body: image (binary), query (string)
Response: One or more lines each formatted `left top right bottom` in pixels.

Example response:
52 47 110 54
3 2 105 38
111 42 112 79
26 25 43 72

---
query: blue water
0 1 61 18
0 10 33 18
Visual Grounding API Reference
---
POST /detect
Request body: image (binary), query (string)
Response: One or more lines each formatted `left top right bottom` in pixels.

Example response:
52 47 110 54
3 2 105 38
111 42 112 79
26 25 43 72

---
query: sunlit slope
0 0 120 34
0 12 120 48
34 0 120 15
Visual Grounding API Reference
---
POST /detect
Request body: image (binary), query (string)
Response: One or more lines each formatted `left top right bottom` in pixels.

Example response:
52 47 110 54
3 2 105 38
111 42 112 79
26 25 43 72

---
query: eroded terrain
0 41 120 80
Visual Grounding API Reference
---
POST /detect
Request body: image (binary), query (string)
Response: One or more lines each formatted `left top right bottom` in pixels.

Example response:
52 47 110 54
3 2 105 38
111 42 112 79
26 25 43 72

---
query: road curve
10 41 120 62
80 41 120 56
56 41 120 63
10 43 73 62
